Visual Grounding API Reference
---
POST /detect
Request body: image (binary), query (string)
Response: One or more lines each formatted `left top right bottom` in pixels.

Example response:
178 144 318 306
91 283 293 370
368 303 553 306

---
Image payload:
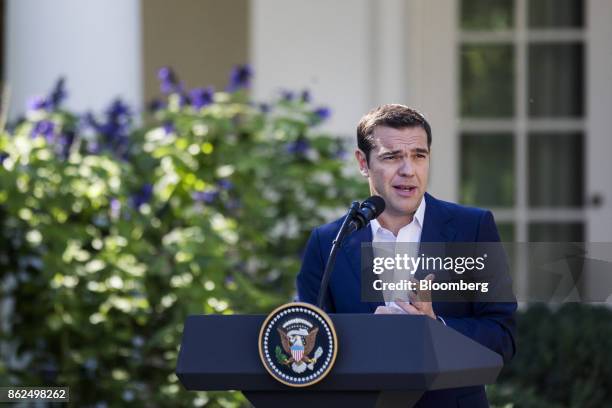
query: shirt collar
369 196 427 235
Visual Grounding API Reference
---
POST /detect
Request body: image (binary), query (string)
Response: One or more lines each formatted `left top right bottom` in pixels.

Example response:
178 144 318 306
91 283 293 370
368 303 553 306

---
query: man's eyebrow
378 148 429 156
377 150 402 157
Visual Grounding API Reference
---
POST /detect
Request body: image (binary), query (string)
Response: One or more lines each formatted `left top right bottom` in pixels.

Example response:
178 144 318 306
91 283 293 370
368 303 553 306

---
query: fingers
392 301 422 315
408 290 422 309
420 274 435 302
408 274 435 304
407 274 437 319
375 306 405 314
375 274 437 318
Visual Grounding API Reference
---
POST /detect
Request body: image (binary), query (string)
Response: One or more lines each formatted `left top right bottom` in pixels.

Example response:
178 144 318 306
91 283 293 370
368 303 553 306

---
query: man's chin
385 203 418 217
386 196 423 214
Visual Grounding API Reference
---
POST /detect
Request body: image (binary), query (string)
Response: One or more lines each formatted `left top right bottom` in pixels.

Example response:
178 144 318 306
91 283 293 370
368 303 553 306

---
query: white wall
5 0 142 119
251 0 457 201
251 0 374 138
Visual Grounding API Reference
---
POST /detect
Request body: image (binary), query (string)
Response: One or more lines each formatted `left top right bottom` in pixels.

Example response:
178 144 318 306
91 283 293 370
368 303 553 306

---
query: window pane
461 133 514 207
529 223 584 241
527 223 584 300
461 45 515 118
529 132 583 207
528 43 584 117
528 0 584 28
461 0 514 30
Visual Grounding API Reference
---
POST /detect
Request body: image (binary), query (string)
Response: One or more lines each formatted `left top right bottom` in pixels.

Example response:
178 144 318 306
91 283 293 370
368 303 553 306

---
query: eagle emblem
259 302 337 386
275 320 323 373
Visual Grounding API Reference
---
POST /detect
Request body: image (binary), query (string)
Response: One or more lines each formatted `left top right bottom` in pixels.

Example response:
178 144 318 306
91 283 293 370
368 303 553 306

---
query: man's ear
355 149 369 177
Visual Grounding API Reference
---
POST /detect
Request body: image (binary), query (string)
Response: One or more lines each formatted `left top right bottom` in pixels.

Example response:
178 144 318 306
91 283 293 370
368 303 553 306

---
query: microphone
347 196 386 234
316 196 386 309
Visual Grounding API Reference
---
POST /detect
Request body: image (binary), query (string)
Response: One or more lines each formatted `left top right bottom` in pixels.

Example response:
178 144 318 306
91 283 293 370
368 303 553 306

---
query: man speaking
296 104 516 407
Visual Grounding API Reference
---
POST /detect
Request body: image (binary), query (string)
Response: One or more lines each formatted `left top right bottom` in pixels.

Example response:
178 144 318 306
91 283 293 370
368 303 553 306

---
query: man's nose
398 158 415 177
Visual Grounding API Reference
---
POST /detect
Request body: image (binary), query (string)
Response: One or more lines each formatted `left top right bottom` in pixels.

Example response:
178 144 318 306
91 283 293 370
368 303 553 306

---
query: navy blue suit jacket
296 193 517 407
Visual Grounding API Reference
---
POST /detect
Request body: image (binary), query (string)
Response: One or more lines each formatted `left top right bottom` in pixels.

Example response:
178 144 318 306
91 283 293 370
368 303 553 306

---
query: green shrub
0 68 367 407
490 303 612 408
4 71 607 408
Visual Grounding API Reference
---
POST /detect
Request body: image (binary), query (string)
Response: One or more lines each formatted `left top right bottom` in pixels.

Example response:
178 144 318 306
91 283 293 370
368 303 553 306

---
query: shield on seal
291 343 304 362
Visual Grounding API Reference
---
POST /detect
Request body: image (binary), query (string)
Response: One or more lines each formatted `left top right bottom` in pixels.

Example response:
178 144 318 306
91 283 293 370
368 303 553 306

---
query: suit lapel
420 193 456 243
417 194 459 317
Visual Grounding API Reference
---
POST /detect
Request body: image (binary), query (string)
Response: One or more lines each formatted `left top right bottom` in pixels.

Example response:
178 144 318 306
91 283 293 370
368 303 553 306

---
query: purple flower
147 99 165 113
0 152 7 165
83 112 99 131
301 89 311 103
84 100 133 158
227 64 253 92
158 66 179 94
58 131 76 159
175 81 190 107
31 120 55 140
189 86 214 109
49 77 67 109
131 184 153 209
106 99 131 119
286 139 310 155
259 103 270 113
158 67 174 82
87 141 101 154
110 198 121 218
314 107 331 122
192 190 219 204
281 90 294 102
27 96 48 112
224 275 236 286
28 77 67 112
162 121 175 135
217 179 233 190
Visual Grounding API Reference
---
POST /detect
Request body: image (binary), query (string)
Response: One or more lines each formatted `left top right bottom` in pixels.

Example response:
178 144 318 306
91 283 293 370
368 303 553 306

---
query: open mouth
393 185 417 192
392 185 417 197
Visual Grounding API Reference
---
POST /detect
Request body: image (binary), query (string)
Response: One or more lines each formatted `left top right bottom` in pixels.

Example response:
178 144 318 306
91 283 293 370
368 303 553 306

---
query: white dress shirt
369 197 446 324
370 198 426 245
370 197 426 309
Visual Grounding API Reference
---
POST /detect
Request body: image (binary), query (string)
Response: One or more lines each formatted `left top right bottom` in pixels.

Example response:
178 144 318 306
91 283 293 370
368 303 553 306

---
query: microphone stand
317 201 360 309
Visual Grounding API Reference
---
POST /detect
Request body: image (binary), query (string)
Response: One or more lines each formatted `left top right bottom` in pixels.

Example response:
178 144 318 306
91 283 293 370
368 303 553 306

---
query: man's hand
374 273 436 320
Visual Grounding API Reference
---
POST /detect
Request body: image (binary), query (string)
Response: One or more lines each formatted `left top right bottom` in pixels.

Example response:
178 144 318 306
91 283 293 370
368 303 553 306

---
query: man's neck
376 212 415 236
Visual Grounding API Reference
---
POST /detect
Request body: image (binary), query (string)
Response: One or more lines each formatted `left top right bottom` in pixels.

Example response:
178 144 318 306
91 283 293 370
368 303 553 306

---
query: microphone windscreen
363 195 385 217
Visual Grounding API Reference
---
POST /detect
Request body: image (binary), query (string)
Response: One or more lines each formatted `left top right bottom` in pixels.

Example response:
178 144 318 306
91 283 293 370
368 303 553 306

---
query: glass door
457 0 588 297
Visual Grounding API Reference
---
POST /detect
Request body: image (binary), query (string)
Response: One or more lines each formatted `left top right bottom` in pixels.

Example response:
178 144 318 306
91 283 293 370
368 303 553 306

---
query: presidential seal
258 302 338 387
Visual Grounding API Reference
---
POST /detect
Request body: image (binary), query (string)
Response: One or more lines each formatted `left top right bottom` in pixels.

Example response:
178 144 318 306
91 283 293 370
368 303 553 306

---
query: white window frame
400 0 612 301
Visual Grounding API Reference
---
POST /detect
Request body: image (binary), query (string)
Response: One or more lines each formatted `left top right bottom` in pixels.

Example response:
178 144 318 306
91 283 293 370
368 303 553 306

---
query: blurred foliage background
0 67 366 407
0 67 610 407
489 304 612 408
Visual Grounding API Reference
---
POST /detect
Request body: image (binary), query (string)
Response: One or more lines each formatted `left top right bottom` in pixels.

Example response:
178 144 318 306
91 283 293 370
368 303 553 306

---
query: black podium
176 314 502 408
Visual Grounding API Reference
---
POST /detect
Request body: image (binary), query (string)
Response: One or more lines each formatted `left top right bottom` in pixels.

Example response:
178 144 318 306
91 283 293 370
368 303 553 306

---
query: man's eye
382 156 396 161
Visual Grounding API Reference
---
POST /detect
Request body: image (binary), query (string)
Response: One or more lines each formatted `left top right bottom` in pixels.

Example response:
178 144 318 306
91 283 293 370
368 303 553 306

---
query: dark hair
356 104 432 164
